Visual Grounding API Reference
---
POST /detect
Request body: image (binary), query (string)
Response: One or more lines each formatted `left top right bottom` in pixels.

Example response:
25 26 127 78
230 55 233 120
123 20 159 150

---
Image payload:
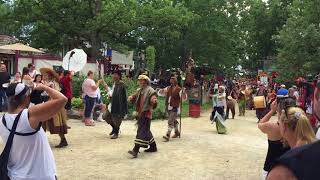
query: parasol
62 49 87 72
0 43 44 53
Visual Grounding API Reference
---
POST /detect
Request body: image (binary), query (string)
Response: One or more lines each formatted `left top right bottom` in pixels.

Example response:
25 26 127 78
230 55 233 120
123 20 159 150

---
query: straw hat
40 68 59 81
138 74 150 82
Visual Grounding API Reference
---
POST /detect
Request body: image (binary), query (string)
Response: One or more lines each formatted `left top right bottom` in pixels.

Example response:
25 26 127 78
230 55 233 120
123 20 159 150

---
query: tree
10 0 138 60
146 46 156 74
275 0 320 82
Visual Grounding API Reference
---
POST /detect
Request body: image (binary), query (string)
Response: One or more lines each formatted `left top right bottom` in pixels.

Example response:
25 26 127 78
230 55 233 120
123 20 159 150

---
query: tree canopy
0 0 319 81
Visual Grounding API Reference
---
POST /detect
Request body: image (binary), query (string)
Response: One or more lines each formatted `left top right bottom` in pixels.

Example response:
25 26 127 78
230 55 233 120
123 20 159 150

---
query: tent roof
111 50 133 65
0 49 14 54
0 43 44 53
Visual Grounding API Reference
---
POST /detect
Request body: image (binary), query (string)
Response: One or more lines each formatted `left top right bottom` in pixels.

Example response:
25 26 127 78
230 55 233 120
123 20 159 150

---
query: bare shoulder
258 122 279 134
267 165 297 180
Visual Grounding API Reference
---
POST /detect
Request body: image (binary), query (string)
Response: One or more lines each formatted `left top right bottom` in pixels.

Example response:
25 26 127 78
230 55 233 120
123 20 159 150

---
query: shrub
71 74 211 120
72 74 86 98
71 97 83 109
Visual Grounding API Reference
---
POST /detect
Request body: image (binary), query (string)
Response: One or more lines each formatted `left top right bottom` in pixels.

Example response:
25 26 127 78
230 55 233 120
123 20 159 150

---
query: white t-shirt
0 109 56 180
28 70 39 79
293 91 300 106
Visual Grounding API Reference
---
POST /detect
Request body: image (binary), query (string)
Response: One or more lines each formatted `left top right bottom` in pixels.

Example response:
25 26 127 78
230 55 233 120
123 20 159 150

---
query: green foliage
146 46 156 74
274 0 320 82
71 97 83 109
152 97 167 120
72 75 86 98
3 0 319 82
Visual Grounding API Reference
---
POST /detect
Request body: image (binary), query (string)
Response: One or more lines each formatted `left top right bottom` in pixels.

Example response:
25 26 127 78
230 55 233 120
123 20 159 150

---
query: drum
254 96 266 109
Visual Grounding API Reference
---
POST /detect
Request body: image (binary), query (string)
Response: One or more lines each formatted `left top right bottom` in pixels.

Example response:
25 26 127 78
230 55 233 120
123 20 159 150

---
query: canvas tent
111 50 133 65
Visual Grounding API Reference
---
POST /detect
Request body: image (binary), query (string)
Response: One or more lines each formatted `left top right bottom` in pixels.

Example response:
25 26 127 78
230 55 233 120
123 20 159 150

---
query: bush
152 97 167 120
72 74 86 98
71 74 211 120
71 97 83 109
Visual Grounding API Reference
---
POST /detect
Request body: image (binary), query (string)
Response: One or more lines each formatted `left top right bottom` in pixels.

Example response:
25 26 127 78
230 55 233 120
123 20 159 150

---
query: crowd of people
0 59 320 179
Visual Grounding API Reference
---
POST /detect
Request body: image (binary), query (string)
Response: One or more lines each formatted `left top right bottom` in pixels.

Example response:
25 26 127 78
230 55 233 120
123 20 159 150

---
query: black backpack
0 111 41 179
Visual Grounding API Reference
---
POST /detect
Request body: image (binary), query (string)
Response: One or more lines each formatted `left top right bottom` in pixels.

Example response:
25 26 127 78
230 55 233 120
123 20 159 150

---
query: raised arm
258 100 277 134
91 79 102 91
28 83 68 129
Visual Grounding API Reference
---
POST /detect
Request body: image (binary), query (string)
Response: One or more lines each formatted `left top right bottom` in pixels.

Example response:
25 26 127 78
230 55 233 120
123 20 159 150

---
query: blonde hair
280 107 316 146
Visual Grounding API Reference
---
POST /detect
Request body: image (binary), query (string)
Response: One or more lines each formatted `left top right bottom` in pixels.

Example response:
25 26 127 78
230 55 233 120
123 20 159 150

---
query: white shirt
293 91 300 106
212 92 226 108
28 70 38 79
0 109 56 180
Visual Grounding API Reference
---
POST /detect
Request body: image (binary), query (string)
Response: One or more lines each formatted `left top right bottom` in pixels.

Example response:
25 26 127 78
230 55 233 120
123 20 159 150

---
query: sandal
85 119 95 126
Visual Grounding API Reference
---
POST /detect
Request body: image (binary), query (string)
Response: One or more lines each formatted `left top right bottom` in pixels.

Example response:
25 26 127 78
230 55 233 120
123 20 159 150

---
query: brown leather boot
55 138 68 148
163 135 170 142
144 142 157 153
128 145 139 158
172 132 180 138
128 150 138 158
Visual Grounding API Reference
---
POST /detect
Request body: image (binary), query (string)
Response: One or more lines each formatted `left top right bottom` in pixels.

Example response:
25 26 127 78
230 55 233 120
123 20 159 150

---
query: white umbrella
62 49 87 72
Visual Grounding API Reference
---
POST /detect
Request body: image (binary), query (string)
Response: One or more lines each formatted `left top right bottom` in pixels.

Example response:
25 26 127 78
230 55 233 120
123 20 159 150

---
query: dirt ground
0 109 272 180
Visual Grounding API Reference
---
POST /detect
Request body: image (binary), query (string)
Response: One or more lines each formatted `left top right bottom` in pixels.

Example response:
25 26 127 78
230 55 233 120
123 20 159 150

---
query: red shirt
60 76 72 98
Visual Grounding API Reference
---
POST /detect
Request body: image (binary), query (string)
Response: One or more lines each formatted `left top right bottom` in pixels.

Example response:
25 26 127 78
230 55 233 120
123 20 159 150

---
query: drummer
238 84 246 116
0 63 10 112
256 82 269 123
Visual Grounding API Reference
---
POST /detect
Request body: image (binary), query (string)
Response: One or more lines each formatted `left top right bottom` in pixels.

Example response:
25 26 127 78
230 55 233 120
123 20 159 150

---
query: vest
274 141 320 180
166 85 181 109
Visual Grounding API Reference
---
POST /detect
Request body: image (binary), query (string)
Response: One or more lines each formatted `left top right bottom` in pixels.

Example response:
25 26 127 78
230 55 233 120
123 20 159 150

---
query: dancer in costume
226 85 238 119
41 68 69 148
256 83 269 123
102 70 128 139
160 76 187 142
238 84 246 116
128 75 158 158
209 84 227 134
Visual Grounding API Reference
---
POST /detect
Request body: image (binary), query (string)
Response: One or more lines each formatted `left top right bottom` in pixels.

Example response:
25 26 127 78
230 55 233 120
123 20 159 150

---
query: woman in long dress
41 68 69 148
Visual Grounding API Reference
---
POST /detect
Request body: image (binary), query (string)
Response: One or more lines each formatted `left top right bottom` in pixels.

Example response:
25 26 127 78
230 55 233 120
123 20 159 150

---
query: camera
277 96 296 111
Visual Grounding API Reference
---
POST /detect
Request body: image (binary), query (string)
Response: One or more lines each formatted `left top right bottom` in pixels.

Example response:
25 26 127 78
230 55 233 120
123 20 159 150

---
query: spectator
0 63 10 112
267 140 320 180
258 100 290 179
21 67 33 87
12 72 22 83
291 85 300 106
30 74 45 105
279 106 316 148
0 82 67 179
82 71 102 126
28 63 38 79
277 84 288 97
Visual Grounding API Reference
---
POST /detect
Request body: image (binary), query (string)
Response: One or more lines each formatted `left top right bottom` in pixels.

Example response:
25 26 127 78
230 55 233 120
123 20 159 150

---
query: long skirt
134 113 155 148
43 108 68 135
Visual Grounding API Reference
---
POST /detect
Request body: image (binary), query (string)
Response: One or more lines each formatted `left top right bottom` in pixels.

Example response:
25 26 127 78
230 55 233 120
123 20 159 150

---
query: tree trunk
89 0 102 61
